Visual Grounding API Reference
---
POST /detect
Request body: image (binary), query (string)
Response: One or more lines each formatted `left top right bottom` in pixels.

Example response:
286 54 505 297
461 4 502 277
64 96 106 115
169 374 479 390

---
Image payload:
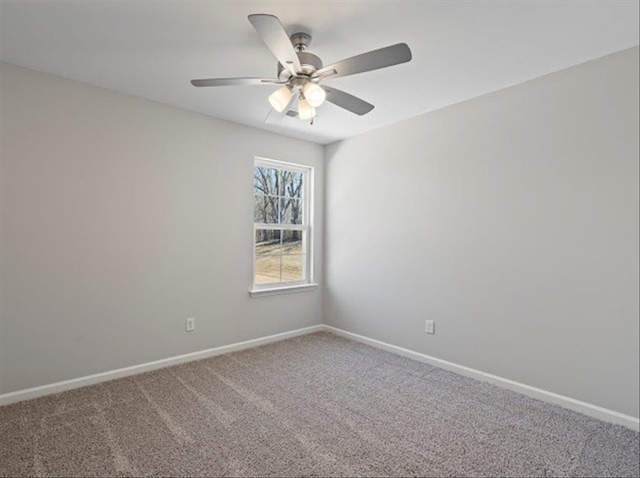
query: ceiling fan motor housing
277 52 323 80
277 32 323 81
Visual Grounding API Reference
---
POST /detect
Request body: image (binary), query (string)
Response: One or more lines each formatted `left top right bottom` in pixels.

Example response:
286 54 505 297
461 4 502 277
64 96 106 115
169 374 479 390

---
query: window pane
280 198 303 224
255 255 281 284
255 229 281 255
254 167 279 196
253 161 311 288
282 254 304 282
254 195 278 224
282 230 303 254
280 170 304 199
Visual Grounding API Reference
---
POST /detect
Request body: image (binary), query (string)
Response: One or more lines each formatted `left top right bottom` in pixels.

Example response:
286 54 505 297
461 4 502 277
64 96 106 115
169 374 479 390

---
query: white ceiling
1 1 638 144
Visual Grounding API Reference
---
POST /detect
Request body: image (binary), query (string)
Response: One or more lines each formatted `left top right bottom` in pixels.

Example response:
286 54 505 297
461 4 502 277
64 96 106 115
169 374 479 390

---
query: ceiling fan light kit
302 82 326 107
191 14 412 124
297 97 315 120
268 86 293 112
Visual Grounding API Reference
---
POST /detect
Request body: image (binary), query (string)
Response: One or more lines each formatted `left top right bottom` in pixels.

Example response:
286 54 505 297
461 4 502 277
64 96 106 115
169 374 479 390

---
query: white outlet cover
425 320 435 335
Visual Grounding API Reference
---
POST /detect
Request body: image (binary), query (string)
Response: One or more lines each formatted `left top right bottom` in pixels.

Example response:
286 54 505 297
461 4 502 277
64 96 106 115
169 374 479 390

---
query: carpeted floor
1 332 638 477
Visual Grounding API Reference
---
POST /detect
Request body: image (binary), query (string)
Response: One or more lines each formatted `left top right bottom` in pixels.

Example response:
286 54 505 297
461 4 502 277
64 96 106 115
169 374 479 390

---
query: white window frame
250 157 317 297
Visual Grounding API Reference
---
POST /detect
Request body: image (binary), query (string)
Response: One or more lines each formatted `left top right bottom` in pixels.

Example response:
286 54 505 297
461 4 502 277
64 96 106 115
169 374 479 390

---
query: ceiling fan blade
264 108 280 124
324 87 374 116
265 108 298 124
191 78 282 87
314 43 411 80
248 14 301 78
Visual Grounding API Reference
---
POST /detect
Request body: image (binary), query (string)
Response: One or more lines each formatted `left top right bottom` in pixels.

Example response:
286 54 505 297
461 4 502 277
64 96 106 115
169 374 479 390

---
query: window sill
249 283 319 298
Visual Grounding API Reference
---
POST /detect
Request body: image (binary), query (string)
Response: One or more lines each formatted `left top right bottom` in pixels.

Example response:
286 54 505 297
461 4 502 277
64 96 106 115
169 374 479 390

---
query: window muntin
253 159 311 288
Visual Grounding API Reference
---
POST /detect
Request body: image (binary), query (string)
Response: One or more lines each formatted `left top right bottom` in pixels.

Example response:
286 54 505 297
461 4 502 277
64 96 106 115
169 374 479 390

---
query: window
252 158 313 292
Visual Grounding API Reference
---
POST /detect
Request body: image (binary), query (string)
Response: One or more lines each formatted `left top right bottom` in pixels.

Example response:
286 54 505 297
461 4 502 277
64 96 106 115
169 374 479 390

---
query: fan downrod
290 32 312 52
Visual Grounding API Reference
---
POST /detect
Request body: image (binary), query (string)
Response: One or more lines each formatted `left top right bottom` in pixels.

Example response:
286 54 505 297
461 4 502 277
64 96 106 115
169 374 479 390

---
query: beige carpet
1 332 638 477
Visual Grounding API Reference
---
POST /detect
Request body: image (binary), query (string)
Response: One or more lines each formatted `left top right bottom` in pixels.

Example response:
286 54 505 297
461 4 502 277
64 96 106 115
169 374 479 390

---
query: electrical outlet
185 317 195 332
425 319 435 335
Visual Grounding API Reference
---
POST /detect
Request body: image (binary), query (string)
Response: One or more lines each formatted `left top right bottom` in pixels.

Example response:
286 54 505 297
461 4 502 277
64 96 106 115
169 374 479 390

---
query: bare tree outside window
253 160 309 286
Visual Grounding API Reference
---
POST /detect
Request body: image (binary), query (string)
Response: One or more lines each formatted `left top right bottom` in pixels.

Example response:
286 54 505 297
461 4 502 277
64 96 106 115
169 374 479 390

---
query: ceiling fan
191 14 412 123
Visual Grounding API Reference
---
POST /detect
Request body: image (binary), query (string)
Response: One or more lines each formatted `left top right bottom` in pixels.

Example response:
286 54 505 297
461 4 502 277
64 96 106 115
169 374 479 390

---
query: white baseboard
3 323 638 432
0 324 324 407
323 325 640 431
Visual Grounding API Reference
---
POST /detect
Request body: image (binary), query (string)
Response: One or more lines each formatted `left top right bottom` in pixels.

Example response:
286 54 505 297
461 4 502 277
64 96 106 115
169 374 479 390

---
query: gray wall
0 63 324 394
2 47 639 419
324 47 639 418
